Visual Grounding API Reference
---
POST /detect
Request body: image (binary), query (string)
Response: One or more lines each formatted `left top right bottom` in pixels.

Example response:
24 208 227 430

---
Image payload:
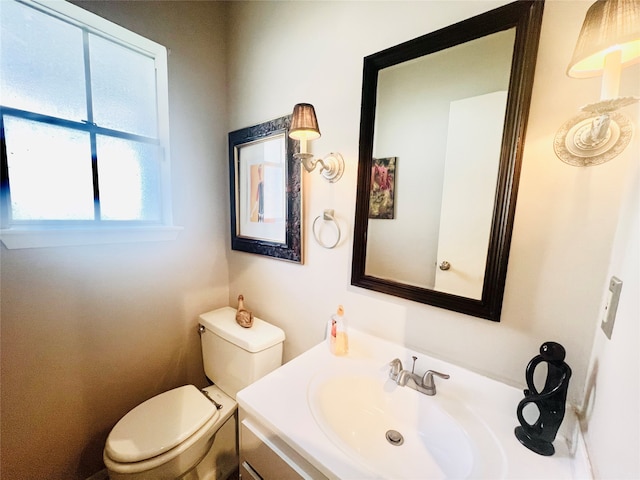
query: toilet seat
105 385 218 463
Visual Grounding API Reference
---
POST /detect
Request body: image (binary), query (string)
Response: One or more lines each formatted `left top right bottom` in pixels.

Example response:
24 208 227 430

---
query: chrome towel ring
312 209 341 249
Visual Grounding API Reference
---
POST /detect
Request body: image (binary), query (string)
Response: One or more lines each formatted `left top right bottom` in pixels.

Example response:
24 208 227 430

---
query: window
0 0 180 248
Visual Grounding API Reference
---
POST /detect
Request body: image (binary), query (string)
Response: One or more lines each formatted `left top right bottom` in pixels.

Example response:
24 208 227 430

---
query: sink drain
385 429 404 446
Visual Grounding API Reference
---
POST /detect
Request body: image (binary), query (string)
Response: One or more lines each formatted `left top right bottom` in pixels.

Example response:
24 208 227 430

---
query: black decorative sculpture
514 342 572 456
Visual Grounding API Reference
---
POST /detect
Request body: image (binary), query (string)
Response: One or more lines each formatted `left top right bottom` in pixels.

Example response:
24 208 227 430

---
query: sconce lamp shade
567 0 640 78
289 103 321 141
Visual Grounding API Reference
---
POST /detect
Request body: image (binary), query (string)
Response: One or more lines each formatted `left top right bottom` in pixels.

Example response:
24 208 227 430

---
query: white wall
226 0 639 413
581 117 639 478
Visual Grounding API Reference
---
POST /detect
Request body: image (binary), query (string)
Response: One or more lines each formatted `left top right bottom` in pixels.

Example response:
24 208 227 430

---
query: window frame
0 0 181 249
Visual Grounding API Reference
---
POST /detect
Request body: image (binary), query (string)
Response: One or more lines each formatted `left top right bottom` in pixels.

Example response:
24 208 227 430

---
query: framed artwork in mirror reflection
369 157 397 219
228 115 302 263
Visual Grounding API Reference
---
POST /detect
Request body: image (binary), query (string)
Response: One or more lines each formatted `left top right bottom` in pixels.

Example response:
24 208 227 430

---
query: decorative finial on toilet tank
235 295 254 328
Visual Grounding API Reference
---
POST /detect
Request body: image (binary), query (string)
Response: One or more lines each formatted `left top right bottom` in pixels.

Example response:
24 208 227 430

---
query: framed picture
229 115 302 263
369 157 397 219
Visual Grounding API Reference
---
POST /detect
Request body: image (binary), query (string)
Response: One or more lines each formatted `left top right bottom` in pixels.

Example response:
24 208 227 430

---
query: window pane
4 117 94 221
97 136 161 222
0 1 86 120
90 34 158 137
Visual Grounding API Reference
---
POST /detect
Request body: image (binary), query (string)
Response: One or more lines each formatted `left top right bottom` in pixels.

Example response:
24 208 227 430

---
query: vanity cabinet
238 409 327 480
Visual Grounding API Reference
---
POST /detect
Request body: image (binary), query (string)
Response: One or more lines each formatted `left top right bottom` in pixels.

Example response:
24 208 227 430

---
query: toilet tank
199 307 285 399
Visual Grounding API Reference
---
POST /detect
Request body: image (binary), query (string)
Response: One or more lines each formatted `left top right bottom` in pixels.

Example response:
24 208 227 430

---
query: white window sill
0 225 183 250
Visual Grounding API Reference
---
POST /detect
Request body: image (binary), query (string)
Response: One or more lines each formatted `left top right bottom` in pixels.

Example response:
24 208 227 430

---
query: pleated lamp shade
289 103 321 141
567 0 640 78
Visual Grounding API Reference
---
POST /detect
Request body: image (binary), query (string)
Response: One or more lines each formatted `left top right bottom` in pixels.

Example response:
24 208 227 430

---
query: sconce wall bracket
295 152 345 183
554 103 635 167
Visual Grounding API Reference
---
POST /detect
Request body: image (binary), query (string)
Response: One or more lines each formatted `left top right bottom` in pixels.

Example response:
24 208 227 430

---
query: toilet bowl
103 385 235 480
103 307 285 480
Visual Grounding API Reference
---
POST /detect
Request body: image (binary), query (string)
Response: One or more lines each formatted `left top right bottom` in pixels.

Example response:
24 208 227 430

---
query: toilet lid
105 385 217 463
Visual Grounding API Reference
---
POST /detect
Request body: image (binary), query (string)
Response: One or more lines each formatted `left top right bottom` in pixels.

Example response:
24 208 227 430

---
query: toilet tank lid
199 306 285 353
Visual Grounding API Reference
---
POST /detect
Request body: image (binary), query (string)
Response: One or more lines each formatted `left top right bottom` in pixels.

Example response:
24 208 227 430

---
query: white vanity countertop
236 329 589 480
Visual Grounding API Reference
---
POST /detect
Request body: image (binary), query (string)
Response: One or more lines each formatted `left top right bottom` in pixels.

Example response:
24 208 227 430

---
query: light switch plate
601 276 623 340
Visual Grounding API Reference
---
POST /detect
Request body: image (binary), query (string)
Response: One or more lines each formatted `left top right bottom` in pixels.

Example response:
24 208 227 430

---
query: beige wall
0 2 229 479
226 0 638 422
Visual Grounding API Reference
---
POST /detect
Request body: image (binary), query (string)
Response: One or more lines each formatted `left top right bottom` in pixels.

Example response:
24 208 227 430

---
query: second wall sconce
554 0 640 167
289 103 344 183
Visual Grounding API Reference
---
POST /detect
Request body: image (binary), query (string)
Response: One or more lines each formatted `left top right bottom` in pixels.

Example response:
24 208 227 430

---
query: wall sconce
554 0 640 166
289 103 344 183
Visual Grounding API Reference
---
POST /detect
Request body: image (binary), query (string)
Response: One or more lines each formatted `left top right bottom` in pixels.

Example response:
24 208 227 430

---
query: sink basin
308 367 506 479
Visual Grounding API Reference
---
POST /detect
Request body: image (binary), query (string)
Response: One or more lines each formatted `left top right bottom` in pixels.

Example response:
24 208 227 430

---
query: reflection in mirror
367 28 516 299
352 1 545 321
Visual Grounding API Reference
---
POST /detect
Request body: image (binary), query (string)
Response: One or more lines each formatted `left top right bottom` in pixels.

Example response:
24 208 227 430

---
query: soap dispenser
328 305 348 356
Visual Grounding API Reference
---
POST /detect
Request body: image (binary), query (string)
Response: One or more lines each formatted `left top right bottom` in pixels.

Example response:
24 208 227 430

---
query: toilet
103 306 285 480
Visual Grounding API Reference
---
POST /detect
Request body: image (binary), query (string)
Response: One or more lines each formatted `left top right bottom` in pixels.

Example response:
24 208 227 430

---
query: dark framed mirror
351 1 544 321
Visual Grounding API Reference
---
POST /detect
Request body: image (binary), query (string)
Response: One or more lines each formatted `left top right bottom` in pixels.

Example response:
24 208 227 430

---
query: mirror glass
352 1 544 321
367 28 515 299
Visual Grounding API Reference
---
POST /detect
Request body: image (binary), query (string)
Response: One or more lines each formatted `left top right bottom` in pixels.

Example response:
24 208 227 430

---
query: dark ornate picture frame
228 115 302 263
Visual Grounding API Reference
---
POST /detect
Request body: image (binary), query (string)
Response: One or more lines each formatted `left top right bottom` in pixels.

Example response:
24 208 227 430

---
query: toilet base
181 411 238 480
179 385 239 480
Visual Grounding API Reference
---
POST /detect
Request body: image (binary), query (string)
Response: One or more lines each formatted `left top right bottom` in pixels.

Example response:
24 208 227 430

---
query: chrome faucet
389 356 450 396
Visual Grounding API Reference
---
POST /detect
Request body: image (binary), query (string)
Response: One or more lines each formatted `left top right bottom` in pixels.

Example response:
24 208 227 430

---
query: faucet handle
421 370 450 395
396 369 411 387
389 358 403 379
